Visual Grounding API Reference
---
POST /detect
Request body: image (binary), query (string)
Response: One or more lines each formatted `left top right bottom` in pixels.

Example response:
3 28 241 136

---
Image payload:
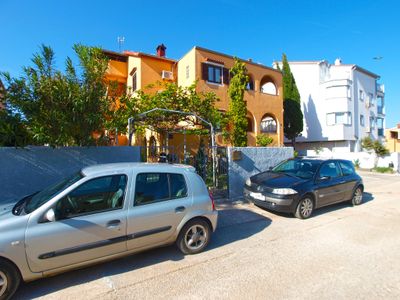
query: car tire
0 259 21 300
294 196 314 219
351 186 363 206
177 219 211 255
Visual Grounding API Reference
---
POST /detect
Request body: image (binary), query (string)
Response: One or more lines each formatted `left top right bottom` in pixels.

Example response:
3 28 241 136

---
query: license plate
250 192 265 201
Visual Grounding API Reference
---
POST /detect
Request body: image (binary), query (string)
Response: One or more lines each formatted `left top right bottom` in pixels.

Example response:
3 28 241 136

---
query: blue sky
1 0 399 127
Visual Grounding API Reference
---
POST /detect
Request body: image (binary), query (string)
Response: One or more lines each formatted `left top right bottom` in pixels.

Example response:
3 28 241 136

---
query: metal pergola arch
127 108 217 186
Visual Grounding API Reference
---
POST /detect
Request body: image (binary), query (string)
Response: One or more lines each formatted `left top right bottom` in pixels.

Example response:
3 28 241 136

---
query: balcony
377 106 385 115
378 128 384 137
376 83 385 97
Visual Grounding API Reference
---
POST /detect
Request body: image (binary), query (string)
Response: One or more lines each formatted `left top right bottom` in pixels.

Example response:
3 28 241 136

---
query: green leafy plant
256 134 273 147
313 146 323 155
373 140 389 157
226 58 249 147
280 54 303 148
1 44 112 146
353 159 360 169
361 137 374 151
373 166 394 173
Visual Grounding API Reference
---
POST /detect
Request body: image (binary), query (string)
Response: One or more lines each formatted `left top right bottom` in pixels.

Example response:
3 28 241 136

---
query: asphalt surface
14 171 400 299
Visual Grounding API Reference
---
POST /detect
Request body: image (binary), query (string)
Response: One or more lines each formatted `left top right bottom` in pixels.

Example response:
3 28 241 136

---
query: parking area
15 171 400 299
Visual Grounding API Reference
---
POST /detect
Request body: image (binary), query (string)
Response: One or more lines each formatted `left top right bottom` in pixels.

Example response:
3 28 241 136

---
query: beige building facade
103 45 284 158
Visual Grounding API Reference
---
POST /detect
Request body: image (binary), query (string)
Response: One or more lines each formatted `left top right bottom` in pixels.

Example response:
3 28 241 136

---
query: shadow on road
15 207 271 299
254 192 375 219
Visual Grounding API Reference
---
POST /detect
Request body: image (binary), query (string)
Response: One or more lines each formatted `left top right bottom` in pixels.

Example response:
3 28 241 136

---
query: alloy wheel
353 188 363 205
0 270 8 297
300 198 313 218
184 224 208 251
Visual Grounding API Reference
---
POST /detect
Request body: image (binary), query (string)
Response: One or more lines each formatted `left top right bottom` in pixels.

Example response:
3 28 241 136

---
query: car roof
81 162 196 177
293 157 352 164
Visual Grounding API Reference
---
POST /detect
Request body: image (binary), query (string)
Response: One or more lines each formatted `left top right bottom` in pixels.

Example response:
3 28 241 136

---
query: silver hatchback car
0 163 218 300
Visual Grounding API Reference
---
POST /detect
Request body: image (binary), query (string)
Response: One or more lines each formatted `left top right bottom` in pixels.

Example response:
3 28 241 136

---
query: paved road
15 172 400 299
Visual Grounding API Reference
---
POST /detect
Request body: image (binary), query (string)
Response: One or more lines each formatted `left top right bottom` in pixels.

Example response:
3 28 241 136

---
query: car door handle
175 206 186 213
106 219 121 229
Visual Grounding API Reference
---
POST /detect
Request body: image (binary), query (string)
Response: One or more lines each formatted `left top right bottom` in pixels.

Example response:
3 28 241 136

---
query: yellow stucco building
103 44 284 159
385 124 400 152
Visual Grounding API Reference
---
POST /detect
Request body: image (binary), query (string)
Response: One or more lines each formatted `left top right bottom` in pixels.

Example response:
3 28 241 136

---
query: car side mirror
44 208 56 222
268 166 273 171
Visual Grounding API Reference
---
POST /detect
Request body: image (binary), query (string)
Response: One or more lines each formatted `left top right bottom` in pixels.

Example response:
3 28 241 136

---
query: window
360 115 364 126
260 116 277 133
359 90 364 101
370 117 375 129
132 71 137 91
135 173 187 206
318 162 340 179
339 161 355 176
55 175 127 219
201 62 229 85
207 65 222 84
368 92 374 105
170 174 188 199
326 112 352 126
186 65 190 79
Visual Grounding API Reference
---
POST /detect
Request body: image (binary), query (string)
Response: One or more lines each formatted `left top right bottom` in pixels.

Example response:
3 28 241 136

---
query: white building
275 59 385 153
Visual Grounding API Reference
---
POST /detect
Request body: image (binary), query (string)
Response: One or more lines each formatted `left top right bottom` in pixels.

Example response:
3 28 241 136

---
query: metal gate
140 144 228 199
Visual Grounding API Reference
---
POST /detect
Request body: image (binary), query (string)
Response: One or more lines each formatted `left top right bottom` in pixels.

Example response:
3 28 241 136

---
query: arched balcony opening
260 114 278 133
246 74 255 91
246 111 256 132
260 75 278 95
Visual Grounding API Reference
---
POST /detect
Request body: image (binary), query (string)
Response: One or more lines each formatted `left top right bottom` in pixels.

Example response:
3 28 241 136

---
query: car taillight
209 190 216 211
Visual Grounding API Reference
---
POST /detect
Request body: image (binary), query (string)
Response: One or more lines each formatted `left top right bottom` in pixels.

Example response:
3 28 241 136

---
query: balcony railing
377 83 385 94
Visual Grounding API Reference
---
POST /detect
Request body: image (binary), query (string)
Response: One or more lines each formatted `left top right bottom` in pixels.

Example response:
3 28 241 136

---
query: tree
226 58 249 147
281 54 303 148
1 44 112 146
0 108 33 147
107 81 222 136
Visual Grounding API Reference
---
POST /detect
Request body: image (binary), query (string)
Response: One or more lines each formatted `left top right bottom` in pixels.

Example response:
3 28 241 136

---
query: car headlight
245 178 252 186
272 188 298 195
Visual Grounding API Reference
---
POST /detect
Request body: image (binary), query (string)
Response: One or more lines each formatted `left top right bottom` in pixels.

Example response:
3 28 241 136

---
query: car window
24 172 83 214
170 174 188 199
55 174 127 220
318 162 341 179
135 173 169 205
134 173 188 206
339 161 355 176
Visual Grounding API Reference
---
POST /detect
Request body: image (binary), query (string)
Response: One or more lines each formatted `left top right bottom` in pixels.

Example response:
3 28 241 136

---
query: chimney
334 58 342 65
156 44 166 57
397 123 400 129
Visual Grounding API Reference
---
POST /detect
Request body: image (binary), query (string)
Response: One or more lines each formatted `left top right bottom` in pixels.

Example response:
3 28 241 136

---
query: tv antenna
117 36 125 52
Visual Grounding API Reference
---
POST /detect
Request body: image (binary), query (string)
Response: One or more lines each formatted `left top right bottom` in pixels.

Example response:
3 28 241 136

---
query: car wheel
177 219 211 255
351 186 363 206
295 196 314 219
0 259 21 300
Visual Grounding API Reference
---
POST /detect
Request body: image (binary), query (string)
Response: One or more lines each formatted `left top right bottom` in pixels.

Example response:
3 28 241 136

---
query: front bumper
243 187 299 213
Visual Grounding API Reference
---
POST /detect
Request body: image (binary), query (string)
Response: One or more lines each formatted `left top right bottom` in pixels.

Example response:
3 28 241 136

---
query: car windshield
24 172 84 214
272 159 320 179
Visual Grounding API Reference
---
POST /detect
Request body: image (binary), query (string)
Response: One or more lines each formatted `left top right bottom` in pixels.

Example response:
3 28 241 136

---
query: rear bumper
206 210 218 232
243 188 298 214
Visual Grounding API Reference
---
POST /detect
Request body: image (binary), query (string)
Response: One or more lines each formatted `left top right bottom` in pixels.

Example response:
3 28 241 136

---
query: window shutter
201 63 208 81
223 68 230 85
